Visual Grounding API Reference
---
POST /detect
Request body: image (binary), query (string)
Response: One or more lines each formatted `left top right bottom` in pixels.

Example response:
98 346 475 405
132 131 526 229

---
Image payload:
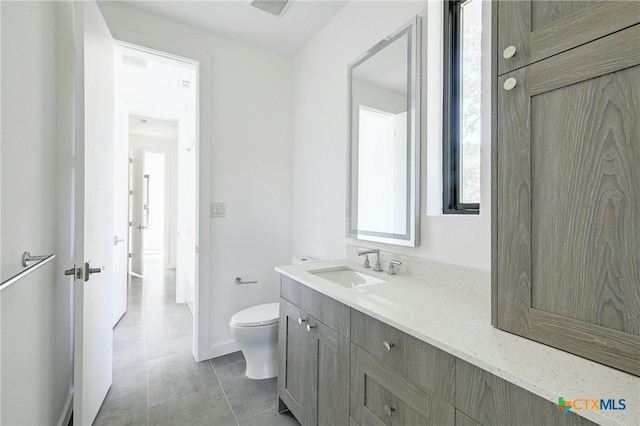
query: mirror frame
346 16 421 247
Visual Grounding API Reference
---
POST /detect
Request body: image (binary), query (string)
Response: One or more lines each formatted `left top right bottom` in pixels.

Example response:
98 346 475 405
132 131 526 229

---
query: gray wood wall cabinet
280 276 599 425
492 0 640 376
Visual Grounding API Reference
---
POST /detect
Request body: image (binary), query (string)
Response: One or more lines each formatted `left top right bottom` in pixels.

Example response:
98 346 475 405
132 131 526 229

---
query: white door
73 1 114 424
113 98 129 326
129 146 146 275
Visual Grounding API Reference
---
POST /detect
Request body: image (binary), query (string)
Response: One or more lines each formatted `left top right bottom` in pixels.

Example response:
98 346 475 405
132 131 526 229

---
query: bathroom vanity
276 256 638 426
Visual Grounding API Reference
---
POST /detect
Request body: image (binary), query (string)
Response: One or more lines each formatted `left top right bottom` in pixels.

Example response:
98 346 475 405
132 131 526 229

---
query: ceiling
118 0 349 56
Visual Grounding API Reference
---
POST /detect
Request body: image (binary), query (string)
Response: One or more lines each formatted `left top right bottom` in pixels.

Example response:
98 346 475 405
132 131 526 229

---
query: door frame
112 35 210 361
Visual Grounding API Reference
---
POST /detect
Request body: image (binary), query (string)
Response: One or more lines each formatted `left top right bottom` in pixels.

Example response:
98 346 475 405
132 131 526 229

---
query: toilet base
230 322 279 380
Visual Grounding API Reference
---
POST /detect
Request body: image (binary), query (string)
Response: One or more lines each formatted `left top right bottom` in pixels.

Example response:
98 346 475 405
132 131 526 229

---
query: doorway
113 42 198 329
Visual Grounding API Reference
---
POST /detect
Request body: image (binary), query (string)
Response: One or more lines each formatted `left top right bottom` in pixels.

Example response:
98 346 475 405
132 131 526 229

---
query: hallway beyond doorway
94 257 299 425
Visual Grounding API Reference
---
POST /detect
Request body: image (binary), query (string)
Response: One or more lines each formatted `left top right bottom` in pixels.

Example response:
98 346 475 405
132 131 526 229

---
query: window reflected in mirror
347 17 420 246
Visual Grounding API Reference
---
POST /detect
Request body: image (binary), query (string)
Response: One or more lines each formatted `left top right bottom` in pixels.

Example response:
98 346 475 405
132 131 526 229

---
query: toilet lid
230 302 280 327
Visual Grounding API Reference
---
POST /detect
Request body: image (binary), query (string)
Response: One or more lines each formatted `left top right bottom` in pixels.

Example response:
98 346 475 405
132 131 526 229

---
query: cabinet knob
297 317 306 325
383 341 394 351
384 405 395 417
306 324 316 332
503 45 516 59
503 78 517 91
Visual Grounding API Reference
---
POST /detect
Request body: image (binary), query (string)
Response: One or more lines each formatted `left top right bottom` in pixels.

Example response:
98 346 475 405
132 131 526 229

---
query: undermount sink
309 267 386 288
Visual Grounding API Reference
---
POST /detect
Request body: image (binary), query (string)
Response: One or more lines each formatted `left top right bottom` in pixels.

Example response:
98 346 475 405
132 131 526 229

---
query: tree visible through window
443 0 482 214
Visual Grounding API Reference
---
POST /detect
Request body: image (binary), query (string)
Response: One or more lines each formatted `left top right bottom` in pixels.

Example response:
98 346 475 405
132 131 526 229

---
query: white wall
99 2 294 358
0 1 73 424
292 1 491 270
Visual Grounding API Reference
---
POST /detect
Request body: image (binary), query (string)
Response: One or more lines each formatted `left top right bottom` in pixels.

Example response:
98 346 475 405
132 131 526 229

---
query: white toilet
229 302 280 379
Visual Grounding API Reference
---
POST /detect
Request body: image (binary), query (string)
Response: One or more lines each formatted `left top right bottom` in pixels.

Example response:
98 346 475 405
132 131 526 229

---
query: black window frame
443 0 480 215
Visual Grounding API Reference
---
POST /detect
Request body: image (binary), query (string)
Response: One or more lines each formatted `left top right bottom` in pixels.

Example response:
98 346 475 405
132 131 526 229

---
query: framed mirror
346 16 421 247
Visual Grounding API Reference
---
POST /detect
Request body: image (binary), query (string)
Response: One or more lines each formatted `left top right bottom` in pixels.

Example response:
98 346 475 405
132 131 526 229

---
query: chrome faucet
356 248 383 272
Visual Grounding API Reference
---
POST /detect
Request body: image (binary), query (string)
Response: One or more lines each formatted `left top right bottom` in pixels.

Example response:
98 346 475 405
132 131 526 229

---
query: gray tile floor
94 257 299 426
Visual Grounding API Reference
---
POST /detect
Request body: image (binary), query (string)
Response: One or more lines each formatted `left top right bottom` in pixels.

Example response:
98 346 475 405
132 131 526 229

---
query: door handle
84 262 102 282
114 235 125 245
64 266 82 280
135 225 147 230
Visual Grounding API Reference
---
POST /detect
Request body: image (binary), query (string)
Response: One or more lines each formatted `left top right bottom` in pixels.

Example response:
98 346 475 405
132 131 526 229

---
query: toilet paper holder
234 277 258 285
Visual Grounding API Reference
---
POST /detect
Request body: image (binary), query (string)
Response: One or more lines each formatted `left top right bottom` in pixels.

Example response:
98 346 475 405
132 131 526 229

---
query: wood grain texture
531 1 639 63
404 334 456 406
307 317 350 426
350 309 408 375
350 310 456 405
497 0 531 75
531 0 600 30
350 344 455 426
456 359 599 426
281 275 350 338
531 65 640 338
531 309 640 377
455 410 481 426
278 298 307 425
496 67 532 336
530 25 640 96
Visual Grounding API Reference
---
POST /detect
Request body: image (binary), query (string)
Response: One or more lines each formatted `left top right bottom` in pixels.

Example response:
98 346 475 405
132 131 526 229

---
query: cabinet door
278 298 308 424
306 316 350 426
456 360 598 426
351 345 455 426
497 0 639 74
495 25 640 375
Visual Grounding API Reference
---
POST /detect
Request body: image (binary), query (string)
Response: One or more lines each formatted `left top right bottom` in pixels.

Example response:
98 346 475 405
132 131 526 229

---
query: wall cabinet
493 0 640 376
496 0 639 75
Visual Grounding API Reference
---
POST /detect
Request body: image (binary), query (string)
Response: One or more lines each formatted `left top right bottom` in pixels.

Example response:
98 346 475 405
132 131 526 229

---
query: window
443 0 482 214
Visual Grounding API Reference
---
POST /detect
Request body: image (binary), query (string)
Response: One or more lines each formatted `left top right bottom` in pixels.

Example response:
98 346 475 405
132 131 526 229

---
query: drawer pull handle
297 317 306 325
306 324 316 332
503 45 516 59
384 405 395 417
383 341 394 351
503 78 517 91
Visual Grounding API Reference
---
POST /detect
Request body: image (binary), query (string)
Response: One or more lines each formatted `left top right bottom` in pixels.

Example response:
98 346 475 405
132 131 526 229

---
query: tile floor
94 257 299 426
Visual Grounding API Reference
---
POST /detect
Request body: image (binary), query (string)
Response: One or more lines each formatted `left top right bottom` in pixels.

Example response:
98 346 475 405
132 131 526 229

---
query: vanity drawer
350 309 408 374
350 344 455 426
280 275 350 338
351 309 456 405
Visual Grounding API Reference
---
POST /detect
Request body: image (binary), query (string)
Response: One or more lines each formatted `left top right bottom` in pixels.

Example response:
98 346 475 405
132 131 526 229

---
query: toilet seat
230 302 279 327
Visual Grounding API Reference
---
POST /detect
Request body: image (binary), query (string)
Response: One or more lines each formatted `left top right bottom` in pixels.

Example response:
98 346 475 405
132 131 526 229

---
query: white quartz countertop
275 260 639 426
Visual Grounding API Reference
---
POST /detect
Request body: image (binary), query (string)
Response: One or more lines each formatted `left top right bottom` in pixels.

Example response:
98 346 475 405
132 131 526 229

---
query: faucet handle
387 260 402 275
363 255 370 269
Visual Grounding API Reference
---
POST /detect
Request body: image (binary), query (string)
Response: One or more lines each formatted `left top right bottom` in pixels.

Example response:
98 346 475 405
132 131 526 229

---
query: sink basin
309 267 386 288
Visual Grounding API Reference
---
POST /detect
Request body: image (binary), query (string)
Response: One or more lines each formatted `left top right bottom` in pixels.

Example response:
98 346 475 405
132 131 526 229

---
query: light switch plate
210 202 226 217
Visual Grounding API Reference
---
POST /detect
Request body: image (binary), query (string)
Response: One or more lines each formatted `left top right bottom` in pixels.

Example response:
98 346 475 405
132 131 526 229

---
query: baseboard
57 391 73 426
199 340 239 361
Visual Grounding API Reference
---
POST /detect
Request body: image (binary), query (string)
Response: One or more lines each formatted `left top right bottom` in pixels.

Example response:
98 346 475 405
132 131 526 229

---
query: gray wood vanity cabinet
350 311 456 425
492 0 640 376
456 360 597 426
278 277 350 426
279 276 604 425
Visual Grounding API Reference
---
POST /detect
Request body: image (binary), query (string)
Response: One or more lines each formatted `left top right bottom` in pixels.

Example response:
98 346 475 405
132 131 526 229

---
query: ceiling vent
250 0 289 17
